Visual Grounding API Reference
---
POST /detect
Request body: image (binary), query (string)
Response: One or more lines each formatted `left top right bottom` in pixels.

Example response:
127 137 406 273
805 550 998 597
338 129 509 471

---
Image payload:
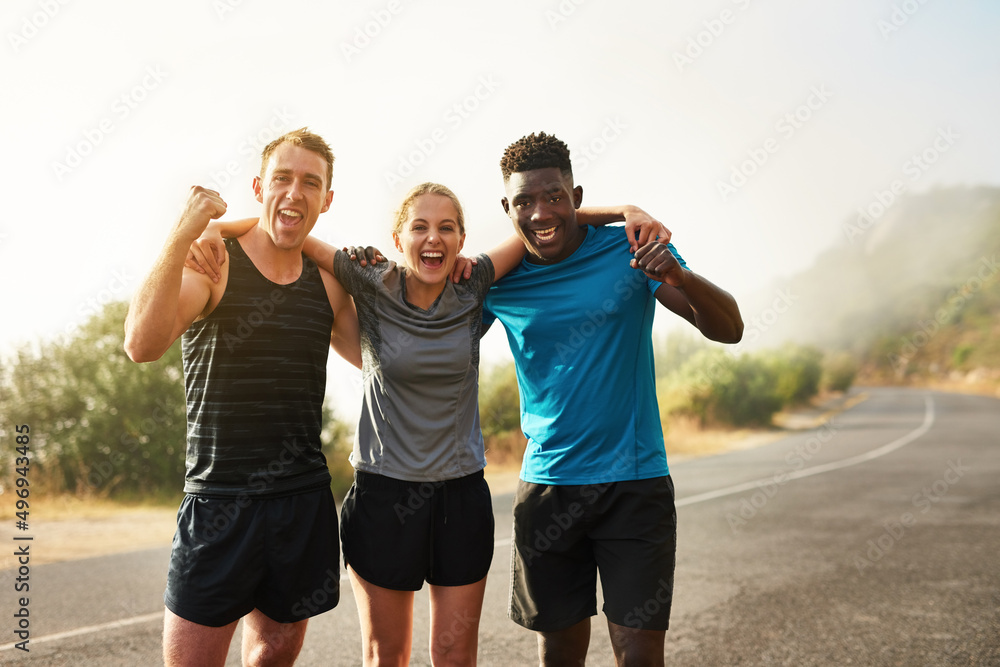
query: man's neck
238 225 304 285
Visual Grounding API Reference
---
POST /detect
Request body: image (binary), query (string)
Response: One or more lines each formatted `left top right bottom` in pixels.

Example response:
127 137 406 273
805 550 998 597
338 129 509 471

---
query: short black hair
500 132 572 181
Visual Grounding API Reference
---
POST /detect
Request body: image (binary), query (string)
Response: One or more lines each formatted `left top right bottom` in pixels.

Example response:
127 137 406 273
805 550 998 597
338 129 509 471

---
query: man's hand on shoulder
451 254 476 283
343 246 385 267
185 223 228 283
631 241 686 287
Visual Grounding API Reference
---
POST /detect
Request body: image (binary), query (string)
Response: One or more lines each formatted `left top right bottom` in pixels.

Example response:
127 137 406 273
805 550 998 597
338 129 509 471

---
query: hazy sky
3 0 999 416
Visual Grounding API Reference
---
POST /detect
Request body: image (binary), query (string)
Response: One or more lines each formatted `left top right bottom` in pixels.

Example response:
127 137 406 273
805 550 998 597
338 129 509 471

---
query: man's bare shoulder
184 249 230 321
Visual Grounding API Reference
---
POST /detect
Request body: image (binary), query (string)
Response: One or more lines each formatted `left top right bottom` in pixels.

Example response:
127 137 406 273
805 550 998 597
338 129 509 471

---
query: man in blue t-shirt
483 132 743 665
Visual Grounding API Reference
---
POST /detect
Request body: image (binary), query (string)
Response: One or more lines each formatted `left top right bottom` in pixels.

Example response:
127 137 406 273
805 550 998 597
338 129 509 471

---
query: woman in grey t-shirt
309 183 526 665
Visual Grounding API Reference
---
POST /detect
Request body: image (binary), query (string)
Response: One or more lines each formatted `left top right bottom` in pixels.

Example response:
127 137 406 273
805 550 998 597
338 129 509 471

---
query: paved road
2 388 998 665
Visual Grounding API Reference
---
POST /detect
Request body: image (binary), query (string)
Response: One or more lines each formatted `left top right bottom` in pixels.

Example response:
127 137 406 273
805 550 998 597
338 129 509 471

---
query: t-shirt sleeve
646 242 690 293
481 309 497 329
465 253 495 302
482 275 499 330
333 248 389 300
667 242 689 270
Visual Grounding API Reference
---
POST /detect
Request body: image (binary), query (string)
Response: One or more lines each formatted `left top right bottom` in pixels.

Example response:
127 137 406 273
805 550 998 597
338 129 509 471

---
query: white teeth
534 226 557 238
421 252 443 258
279 209 302 218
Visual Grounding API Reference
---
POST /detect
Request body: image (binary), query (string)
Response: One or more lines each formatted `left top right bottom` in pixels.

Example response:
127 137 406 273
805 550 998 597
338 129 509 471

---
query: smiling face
252 142 333 251
502 167 584 264
393 193 466 292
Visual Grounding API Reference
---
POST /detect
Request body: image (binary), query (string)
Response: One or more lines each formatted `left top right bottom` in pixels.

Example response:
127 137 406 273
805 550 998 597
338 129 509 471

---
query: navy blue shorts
509 475 677 632
164 486 340 627
341 469 495 590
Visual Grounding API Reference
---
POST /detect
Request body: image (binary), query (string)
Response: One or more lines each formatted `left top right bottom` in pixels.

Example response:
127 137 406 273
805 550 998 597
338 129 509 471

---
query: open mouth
420 251 444 269
532 226 558 242
277 209 303 226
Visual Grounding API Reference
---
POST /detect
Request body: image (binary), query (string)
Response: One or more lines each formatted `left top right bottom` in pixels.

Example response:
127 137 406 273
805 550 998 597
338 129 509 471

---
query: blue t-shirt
483 225 688 485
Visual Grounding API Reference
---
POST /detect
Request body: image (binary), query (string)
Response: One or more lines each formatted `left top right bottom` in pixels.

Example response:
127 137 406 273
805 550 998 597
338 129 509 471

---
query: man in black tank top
125 128 360 667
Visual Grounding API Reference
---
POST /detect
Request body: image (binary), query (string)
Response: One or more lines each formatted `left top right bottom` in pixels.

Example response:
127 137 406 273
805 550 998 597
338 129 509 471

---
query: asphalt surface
2 387 998 666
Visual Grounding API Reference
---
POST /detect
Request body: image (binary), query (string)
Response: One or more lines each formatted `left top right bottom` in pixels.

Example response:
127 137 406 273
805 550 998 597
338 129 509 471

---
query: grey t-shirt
334 251 495 482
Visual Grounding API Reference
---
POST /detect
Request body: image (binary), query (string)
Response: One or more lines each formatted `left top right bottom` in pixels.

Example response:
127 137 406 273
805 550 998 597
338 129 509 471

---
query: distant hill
740 185 1000 382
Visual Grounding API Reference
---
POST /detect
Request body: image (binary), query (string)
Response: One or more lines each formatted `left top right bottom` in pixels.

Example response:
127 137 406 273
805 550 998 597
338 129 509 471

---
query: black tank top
181 238 334 497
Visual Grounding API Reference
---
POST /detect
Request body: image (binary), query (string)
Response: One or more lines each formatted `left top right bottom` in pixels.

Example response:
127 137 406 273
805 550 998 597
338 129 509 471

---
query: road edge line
675 394 935 507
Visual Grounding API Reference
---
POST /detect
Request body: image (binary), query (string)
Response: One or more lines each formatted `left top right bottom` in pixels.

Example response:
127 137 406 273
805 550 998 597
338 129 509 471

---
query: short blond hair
260 127 335 191
393 182 465 235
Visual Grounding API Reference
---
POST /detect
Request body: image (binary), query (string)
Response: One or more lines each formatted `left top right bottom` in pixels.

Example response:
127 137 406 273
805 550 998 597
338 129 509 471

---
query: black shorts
340 469 495 590
509 475 676 632
164 486 340 627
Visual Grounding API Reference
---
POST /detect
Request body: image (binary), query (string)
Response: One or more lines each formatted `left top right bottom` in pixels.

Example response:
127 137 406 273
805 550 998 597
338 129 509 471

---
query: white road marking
0 612 163 651
675 394 935 507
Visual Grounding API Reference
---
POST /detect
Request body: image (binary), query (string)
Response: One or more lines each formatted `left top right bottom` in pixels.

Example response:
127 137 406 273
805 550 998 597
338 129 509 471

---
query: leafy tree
1 301 187 498
1 300 356 501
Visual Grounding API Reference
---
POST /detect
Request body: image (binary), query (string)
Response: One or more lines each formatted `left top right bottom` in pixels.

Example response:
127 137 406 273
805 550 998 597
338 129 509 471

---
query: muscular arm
485 235 527 282
301 238 362 368
633 242 744 344
576 205 639 226
302 236 337 274
185 217 258 282
124 187 227 362
577 205 671 251
319 267 362 369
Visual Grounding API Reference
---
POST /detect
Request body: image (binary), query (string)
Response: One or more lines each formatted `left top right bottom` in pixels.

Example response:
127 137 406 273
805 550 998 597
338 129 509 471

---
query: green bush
657 344 832 428
478 361 521 438
951 342 974 368
653 331 711 379
0 302 188 497
659 349 784 427
704 353 785 426
822 352 858 392
765 345 823 405
475 360 527 467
